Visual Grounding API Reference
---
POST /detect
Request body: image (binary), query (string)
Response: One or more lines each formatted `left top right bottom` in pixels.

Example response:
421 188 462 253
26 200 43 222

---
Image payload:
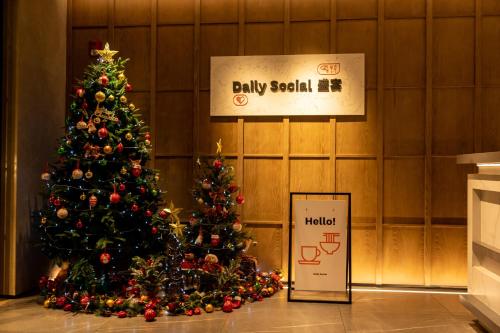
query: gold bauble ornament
106 299 115 308
41 217 47 224
103 145 113 154
85 170 93 179
145 139 151 146
120 167 128 175
80 193 86 201
66 139 72 146
128 103 135 111
43 299 50 308
76 120 88 130
120 95 127 104
56 207 69 219
41 172 51 181
95 91 106 103
72 168 83 180
118 73 126 81
154 174 160 181
125 133 133 141
108 95 115 102
93 117 101 124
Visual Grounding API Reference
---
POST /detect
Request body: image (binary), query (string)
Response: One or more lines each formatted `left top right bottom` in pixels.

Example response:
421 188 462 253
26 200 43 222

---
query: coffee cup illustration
320 232 340 255
298 245 321 265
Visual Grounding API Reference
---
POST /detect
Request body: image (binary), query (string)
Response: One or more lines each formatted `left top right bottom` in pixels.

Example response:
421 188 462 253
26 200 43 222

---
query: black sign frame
287 192 352 304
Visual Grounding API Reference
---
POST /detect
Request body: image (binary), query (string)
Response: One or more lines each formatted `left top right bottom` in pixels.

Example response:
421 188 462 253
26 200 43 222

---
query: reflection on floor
0 290 487 332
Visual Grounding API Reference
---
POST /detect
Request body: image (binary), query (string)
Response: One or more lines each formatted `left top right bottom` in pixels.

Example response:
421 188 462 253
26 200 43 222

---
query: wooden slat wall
68 0 500 287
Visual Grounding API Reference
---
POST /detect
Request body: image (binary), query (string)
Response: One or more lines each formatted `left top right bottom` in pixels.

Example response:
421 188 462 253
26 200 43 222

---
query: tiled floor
0 290 487 332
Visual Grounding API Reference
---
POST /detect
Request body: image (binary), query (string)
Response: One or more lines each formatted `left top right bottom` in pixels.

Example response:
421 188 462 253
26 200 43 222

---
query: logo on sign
233 94 248 106
317 63 340 75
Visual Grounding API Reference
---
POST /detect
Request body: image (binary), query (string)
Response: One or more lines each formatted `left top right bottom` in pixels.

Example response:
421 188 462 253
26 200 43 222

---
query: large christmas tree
34 43 175 294
182 140 251 291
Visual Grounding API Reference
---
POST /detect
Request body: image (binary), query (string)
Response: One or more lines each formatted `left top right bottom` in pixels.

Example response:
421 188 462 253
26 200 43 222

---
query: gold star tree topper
164 201 183 238
216 138 223 155
96 43 118 63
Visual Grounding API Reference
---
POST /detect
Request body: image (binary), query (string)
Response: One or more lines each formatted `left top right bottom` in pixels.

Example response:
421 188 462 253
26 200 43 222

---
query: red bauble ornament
151 226 158 235
193 307 202 315
131 203 139 213
131 165 142 177
89 195 98 208
159 209 168 219
228 183 238 193
222 300 233 313
125 83 133 92
116 142 124 153
210 234 220 247
98 125 108 139
76 219 84 229
56 296 66 308
76 88 85 98
110 185 121 204
167 302 177 313
63 303 73 311
117 310 127 318
145 210 153 217
80 296 89 306
144 308 156 322
99 74 109 86
119 183 126 192
38 275 48 289
236 194 245 204
144 132 151 140
185 309 193 316
100 252 111 264
232 296 242 309
53 198 61 207
139 186 146 194
213 159 222 169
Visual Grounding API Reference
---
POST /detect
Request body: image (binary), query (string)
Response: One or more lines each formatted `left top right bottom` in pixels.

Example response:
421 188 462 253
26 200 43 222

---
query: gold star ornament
216 138 223 155
166 201 184 238
96 43 118 63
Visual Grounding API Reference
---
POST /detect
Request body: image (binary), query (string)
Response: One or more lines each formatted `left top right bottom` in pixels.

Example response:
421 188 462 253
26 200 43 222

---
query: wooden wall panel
72 0 108 27
432 157 474 222
433 18 474 86
432 88 474 155
245 226 282 272
156 92 193 155
336 159 377 222
200 24 239 90
383 159 424 222
115 0 151 26
198 92 238 154
245 0 284 22
157 26 194 91
290 0 329 21
483 0 500 15
337 20 377 88
158 0 195 24
384 89 425 156
482 88 500 152
71 29 109 82
290 22 330 55
67 0 495 287
289 118 330 155
200 0 238 23
430 226 467 286
384 19 425 87
243 159 282 221
384 0 425 18
115 28 150 91
244 119 283 154
156 158 194 216
383 226 424 285
336 0 377 19
245 23 284 55
290 159 332 193
433 0 475 17
337 90 377 156
481 17 500 86
352 226 377 284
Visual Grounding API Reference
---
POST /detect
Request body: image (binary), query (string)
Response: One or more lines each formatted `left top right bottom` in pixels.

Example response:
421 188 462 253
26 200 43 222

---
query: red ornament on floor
144 308 156 321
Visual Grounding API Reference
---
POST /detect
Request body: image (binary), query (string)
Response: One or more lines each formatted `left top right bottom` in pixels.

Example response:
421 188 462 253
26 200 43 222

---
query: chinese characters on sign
211 54 364 116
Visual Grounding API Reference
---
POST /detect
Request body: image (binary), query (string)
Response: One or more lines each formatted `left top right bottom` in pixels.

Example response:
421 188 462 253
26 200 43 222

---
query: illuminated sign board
211 54 364 116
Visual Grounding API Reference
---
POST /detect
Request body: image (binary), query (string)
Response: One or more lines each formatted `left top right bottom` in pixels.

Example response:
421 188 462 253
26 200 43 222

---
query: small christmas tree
182 140 251 291
34 43 175 294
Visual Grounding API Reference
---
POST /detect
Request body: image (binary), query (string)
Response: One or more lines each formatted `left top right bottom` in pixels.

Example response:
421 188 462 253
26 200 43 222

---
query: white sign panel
294 200 347 291
210 54 364 116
